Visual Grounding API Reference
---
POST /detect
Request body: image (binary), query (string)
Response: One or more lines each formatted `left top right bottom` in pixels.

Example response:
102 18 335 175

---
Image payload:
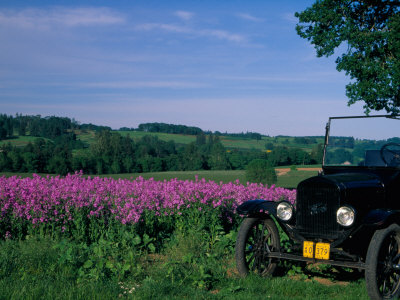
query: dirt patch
313 277 349 286
289 275 349 286
297 168 322 172
275 168 290 176
226 267 240 278
275 167 321 176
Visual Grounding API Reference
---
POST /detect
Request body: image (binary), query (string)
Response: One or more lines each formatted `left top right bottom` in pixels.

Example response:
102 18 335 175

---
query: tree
181 143 205 170
208 142 231 170
311 143 324 164
296 0 400 113
246 159 277 185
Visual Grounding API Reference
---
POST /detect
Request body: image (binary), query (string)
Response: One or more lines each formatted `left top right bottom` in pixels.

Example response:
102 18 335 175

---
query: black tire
366 224 400 300
235 217 280 277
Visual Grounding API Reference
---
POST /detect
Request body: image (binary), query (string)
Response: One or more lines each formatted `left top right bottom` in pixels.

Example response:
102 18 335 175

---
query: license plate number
303 241 330 260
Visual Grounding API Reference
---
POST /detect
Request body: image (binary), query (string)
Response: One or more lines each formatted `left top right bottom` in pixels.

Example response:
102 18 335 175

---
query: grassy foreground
0 235 367 300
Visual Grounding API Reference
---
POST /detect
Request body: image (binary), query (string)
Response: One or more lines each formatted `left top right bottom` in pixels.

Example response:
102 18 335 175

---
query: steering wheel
380 142 400 167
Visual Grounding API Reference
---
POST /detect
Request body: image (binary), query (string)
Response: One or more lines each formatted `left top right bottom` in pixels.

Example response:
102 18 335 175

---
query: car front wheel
235 217 280 277
365 224 400 300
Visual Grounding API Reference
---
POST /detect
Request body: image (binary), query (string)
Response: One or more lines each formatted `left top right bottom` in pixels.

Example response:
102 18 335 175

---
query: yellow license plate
303 241 330 260
303 241 314 258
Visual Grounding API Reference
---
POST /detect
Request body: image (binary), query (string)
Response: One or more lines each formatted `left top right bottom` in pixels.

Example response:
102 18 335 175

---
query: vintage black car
235 115 400 300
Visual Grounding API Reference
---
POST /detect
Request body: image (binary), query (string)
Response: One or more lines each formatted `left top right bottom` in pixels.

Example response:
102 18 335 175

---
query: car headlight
277 201 293 221
336 206 355 226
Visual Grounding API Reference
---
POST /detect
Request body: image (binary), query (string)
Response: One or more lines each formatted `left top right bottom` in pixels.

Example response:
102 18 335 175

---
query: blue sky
0 0 372 136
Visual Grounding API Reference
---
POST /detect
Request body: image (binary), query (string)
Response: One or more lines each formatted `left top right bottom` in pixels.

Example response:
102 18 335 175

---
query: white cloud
218 71 347 83
0 7 124 29
135 23 246 43
282 12 298 24
236 13 264 22
174 10 194 21
77 80 208 89
202 29 245 42
135 23 190 33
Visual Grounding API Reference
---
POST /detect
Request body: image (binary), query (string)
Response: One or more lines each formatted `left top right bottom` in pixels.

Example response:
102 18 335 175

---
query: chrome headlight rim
336 205 356 227
276 201 294 222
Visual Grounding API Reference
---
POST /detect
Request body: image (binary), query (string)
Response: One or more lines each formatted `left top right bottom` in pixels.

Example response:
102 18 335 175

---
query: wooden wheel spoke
393 253 400 263
388 238 398 257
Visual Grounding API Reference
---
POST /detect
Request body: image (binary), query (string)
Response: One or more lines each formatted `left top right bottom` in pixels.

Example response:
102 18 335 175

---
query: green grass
117 130 197 145
0 237 121 299
74 130 96 146
0 168 319 189
102 170 247 184
102 168 318 189
0 136 51 147
220 136 267 150
277 170 319 189
0 235 368 300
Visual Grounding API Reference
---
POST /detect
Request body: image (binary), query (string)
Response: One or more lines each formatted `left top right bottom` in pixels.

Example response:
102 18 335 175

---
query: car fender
363 209 400 228
236 199 277 217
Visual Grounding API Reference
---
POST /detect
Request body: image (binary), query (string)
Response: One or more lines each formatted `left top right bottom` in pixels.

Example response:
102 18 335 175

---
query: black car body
235 115 400 300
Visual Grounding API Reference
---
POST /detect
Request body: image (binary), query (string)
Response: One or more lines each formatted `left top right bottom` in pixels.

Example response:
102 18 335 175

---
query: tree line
0 130 264 175
121 122 264 141
0 114 323 175
0 114 110 141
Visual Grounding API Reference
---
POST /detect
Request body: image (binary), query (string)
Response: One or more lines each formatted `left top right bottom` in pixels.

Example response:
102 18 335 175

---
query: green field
102 169 318 189
117 130 197 145
0 135 51 147
0 127 325 157
0 167 319 189
113 131 324 151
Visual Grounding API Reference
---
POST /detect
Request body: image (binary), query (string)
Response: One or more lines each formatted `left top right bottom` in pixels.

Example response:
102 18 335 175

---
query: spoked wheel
366 224 400 300
235 217 280 277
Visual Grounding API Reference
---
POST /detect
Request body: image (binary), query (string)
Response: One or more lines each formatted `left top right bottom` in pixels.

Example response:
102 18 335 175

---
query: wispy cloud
218 71 347 83
236 13 264 22
174 10 194 21
77 80 208 89
0 7 124 29
282 12 298 24
135 23 246 42
203 29 245 42
135 23 190 33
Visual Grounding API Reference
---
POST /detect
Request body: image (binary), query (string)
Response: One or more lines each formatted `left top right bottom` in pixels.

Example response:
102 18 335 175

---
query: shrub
245 159 277 185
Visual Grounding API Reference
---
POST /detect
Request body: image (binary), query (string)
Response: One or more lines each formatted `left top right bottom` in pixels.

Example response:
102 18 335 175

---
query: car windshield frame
322 115 400 168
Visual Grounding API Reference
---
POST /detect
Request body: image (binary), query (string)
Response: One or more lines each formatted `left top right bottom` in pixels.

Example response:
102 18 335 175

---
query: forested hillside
0 114 323 175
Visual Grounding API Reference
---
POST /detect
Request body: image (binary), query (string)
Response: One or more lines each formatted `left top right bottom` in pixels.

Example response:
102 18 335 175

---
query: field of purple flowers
0 172 295 240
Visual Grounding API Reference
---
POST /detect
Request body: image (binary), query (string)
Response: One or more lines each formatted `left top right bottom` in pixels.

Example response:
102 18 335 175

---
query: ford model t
235 115 400 300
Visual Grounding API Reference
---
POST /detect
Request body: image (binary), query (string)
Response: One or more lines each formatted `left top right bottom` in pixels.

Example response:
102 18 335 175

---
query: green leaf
83 260 93 269
105 260 114 269
148 243 156 253
132 235 141 246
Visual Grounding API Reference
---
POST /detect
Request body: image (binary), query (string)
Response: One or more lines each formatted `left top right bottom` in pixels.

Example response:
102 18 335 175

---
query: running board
267 252 366 270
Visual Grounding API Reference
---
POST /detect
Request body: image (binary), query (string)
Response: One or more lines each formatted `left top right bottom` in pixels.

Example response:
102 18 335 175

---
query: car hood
298 172 385 209
322 172 384 190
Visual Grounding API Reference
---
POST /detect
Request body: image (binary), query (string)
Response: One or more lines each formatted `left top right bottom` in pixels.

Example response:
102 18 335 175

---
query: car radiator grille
296 181 340 239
